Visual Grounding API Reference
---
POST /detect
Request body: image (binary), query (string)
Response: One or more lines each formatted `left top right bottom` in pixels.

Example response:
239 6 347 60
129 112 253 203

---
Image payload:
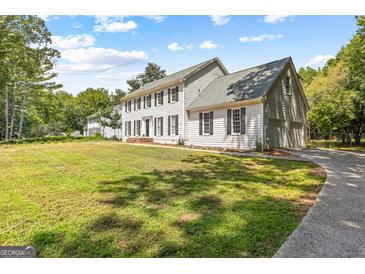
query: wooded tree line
299 16 365 145
0 15 166 141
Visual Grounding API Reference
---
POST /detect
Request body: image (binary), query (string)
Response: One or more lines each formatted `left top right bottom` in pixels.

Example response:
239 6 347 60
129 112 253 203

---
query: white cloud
94 16 137 33
55 64 115 74
39 15 51 22
263 15 291 24
51 34 96 49
239 34 284 42
142 16 166 23
94 71 141 81
167 42 192 51
210 15 231 26
305 54 335 67
62 47 148 65
200 40 219 50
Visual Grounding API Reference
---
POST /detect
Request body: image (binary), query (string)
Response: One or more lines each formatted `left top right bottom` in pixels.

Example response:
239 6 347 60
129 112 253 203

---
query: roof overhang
187 97 264 112
121 79 184 102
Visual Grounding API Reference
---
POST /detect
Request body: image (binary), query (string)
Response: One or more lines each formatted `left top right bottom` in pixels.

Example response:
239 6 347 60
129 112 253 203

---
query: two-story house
121 57 309 149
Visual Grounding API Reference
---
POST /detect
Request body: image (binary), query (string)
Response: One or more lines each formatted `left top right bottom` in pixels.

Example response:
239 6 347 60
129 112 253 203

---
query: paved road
275 149 365 257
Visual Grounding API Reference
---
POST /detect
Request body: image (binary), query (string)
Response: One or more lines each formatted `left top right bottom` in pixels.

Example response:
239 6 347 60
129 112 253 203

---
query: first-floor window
168 115 178 136
155 117 163 136
134 120 141 136
125 121 131 136
232 109 241 134
203 112 210 135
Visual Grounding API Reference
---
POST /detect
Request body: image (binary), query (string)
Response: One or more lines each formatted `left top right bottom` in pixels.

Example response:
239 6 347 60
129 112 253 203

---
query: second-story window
134 98 141 110
146 94 151 108
125 101 132 112
155 91 163 106
168 86 179 103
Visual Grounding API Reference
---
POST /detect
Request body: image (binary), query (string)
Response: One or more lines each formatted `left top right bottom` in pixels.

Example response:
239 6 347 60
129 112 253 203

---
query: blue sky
42 15 357 95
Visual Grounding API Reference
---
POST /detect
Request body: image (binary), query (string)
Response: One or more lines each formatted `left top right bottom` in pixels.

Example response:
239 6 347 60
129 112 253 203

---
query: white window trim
169 115 177 136
126 121 131 137
156 91 163 106
156 117 163 136
231 108 241 135
171 87 178 104
146 95 152 108
202 112 211 136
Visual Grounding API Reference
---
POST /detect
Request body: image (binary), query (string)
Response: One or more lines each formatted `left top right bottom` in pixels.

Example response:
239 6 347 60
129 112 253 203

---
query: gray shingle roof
188 57 291 109
123 57 221 100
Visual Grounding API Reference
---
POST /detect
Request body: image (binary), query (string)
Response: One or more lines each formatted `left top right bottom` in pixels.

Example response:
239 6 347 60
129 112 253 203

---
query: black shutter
168 116 171 136
161 91 163 105
227 109 232 135
176 86 179 102
125 122 127 136
240 108 246 134
168 89 171 103
209 111 213 135
133 121 136 136
154 118 157 136
155 93 157 106
199 113 203 135
143 96 146 108
161 117 163 136
175 115 178 135
125 102 127 112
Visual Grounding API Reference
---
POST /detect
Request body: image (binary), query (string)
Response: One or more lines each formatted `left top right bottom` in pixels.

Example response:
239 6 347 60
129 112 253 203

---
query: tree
111 88 126 105
75 88 110 132
127 62 166 92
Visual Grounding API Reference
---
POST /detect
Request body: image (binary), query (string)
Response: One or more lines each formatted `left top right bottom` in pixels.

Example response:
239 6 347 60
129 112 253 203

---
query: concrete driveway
275 149 365 257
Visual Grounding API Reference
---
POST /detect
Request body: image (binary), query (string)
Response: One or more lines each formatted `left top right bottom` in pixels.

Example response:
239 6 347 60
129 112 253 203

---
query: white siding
183 62 226 141
121 84 184 144
85 122 122 139
186 103 264 149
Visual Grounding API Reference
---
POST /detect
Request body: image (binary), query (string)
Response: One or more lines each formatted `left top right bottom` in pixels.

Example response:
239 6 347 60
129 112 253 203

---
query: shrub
255 137 263 152
178 137 185 145
0 136 97 145
94 132 103 139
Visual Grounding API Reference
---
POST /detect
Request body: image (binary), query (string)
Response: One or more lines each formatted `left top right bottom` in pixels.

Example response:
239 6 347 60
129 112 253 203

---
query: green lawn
0 141 325 257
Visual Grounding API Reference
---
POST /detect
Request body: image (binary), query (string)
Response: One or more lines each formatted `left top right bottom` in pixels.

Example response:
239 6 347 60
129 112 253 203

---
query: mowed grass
0 141 326 257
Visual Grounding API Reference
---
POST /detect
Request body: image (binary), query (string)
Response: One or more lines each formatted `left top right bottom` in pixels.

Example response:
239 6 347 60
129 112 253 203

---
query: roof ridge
222 56 291 78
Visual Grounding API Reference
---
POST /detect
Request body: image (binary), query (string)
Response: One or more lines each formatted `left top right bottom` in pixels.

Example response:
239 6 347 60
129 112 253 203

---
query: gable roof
122 57 228 101
188 57 291 110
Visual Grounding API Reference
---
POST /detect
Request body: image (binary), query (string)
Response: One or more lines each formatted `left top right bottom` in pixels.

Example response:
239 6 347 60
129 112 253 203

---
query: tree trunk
9 99 15 140
4 85 9 142
18 94 27 139
354 133 362 145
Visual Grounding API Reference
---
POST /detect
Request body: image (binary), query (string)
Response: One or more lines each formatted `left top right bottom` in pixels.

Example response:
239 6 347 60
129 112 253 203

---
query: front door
145 119 150 137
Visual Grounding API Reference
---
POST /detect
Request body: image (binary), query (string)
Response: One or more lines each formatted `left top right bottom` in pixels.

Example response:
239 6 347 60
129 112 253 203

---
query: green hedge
0 135 100 145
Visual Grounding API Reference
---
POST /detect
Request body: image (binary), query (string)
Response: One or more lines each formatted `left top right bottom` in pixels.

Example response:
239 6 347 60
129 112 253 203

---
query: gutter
187 97 264 112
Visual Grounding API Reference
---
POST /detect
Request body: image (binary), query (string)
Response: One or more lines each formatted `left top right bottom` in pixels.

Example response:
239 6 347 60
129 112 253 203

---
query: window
169 86 179 103
146 94 151 108
199 112 213 135
232 109 241 134
134 98 141 110
203 112 210 135
227 108 245 135
168 115 178 136
125 101 132 112
155 117 163 136
156 91 163 106
125 121 131 136
285 76 291 94
134 120 141 136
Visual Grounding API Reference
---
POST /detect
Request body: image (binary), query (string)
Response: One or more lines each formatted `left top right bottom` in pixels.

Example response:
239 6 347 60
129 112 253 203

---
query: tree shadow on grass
32 154 321 257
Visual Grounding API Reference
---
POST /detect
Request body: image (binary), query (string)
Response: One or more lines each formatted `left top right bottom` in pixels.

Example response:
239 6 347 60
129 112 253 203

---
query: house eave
187 97 264 112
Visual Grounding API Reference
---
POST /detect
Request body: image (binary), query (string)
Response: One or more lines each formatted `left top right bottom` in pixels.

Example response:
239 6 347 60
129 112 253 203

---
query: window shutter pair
199 113 203 135
168 89 171 103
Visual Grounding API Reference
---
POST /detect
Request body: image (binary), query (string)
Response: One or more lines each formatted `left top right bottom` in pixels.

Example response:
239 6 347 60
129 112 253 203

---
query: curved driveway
275 149 365 257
